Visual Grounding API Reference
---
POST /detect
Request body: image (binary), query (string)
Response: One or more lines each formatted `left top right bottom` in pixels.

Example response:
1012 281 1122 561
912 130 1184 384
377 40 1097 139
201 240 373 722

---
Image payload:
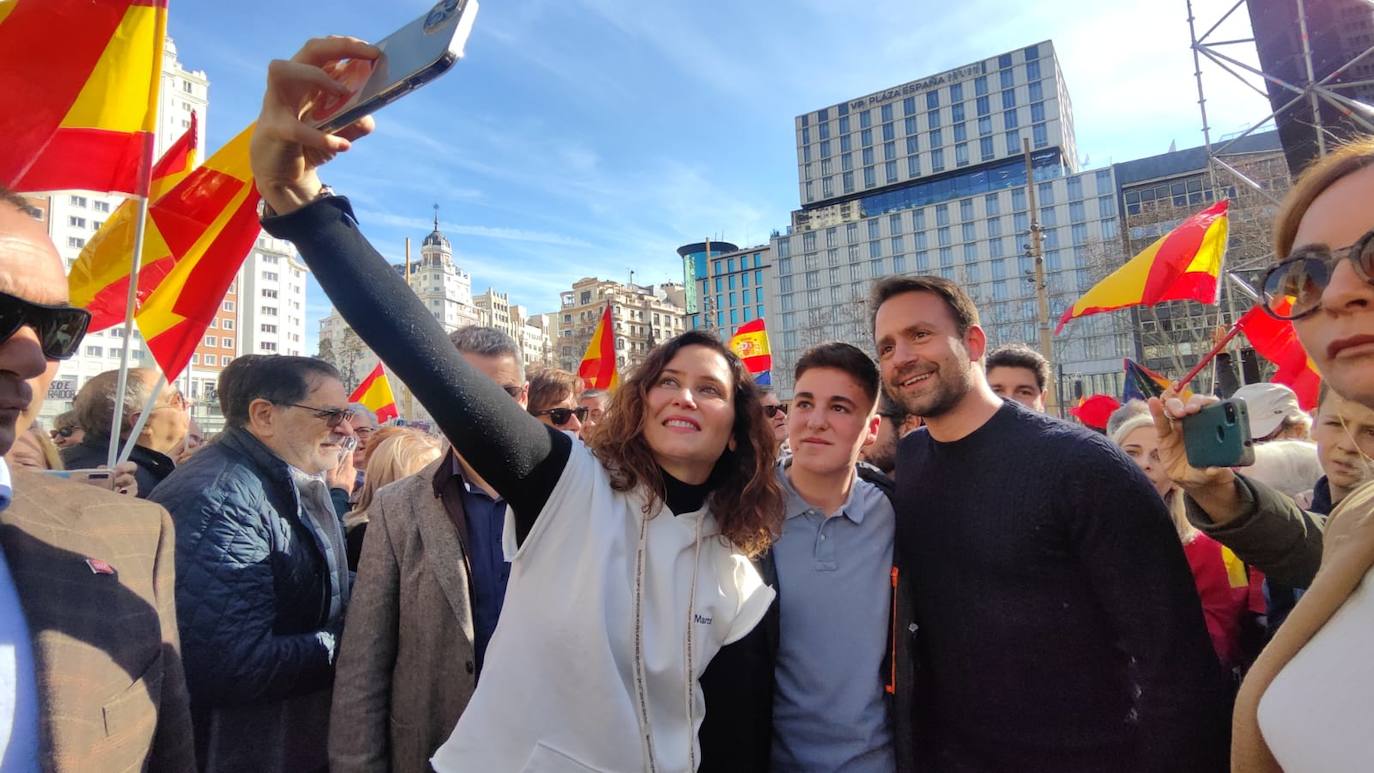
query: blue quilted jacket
149 426 342 771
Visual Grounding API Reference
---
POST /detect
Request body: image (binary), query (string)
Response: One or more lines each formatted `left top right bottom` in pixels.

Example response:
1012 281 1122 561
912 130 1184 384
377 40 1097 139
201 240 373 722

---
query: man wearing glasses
0 186 195 770
760 387 789 453
149 354 357 773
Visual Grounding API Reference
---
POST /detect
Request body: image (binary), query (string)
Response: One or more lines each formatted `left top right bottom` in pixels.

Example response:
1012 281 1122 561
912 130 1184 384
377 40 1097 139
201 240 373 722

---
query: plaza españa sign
847 63 986 111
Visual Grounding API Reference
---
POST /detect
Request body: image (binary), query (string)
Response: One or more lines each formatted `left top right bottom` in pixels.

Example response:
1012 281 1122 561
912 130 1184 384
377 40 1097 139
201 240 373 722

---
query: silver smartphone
312 0 480 133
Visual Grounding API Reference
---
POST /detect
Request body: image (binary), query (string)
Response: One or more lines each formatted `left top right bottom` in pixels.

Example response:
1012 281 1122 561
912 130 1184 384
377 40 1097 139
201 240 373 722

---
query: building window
68 216 86 228
203 335 215 347
209 318 218 329
264 306 277 316
85 345 102 357
221 355 232 366
190 354 199 365
262 342 277 352
222 301 235 312
67 237 85 249
926 90 939 110
1033 123 1048 149
1005 129 1021 155
69 195 87 207
94 201 110 213
222 319 234 330
1002 90 1016 110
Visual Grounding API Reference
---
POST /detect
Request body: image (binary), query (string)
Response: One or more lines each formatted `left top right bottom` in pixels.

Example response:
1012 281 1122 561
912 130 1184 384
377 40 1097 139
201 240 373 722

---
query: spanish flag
1236 301 1321 410
349 362 399 423
578 304 619 391
1057 200 1229 334
70 113 199 331
728 318 772 386
0 0 167 194
135 123 263 380
1122 358 1192 402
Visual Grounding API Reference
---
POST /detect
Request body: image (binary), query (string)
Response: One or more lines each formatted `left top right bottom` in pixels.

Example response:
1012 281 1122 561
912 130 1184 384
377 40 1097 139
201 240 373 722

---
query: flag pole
117 375 167 466
106 28 166 469
1173 322 1242 394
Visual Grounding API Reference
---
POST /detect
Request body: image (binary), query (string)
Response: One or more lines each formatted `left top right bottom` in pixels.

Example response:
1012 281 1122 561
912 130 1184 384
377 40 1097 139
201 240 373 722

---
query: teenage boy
764 342 914 772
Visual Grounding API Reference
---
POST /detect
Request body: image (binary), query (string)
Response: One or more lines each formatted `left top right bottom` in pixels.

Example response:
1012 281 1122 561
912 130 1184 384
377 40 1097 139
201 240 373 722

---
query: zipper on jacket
886 565 898 695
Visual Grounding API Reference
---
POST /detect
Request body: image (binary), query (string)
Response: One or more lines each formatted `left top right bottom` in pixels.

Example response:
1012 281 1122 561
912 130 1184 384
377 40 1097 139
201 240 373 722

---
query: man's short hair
581 388 608 402
73 368 159 437
449 325 525 382
985 343 1050 392
869 274 980 338
219 355 340 429
527 368 583 414
348 403 379 428
794 342 880 406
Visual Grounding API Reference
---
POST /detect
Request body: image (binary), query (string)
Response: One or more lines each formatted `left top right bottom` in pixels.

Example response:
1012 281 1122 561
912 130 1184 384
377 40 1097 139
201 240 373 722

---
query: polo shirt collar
778 462 865 524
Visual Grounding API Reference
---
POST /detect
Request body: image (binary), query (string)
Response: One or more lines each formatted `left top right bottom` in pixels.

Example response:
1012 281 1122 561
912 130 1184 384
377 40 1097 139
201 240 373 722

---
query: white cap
1234 382 1305 440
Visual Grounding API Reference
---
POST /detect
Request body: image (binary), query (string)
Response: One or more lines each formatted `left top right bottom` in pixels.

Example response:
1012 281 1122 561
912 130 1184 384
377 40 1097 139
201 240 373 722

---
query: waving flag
69 114 199 331
349 362 399 423
1123 358 1192 402
136 123 263 380
1236 302 1321 410
578 304 620 391
0 0 167 194
1058 200 1229 333
728 318 773 386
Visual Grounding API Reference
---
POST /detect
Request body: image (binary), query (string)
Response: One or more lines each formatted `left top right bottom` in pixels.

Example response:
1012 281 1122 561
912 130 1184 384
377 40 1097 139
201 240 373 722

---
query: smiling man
760 342 913 772
870 275 1229 772
149 355 357 773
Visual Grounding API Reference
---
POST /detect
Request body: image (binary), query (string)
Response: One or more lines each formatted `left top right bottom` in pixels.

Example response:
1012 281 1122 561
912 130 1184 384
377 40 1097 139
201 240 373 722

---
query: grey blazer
329 458 479 772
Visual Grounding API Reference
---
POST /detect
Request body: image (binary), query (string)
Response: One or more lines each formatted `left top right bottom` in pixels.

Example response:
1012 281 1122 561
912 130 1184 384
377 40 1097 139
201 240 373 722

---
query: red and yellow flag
70 114 199 331
349 362 399 423
0 0 167 194
1236 301 1322 410
1057 200 1229 333
578 304 620 391
728 318 772 386
135 123 262 380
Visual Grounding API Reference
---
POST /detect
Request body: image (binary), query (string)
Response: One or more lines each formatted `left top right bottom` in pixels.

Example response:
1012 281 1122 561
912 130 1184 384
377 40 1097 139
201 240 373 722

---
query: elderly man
62 367 188 496
0 186 194 770
151 355 356 772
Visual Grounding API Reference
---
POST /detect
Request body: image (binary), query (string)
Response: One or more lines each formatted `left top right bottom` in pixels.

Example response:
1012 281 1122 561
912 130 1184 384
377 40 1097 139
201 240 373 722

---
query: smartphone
41 468 113 485
1182 398 1256 468
312 0 480 133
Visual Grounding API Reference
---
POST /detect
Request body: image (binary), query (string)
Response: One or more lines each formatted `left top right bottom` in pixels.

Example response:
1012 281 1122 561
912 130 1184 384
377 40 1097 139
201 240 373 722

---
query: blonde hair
1110 414 1198 544
345 429 443 530
1274 136 1374 258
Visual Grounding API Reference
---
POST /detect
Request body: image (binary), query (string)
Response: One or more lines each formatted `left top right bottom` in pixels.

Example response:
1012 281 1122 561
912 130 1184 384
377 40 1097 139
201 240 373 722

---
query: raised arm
250 37 569 525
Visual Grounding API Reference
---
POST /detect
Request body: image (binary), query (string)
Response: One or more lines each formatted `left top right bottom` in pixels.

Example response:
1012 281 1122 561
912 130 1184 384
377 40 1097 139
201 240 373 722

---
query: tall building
1246 0 1374 174
770 41 1130 398
680 241 775 336
38 37 210 426
556 278 687 374
239 234 310 357
1112 131 1291 385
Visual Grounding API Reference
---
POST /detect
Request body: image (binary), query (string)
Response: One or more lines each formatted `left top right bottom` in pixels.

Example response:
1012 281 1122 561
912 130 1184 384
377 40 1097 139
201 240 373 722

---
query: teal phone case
1182 398 1256 468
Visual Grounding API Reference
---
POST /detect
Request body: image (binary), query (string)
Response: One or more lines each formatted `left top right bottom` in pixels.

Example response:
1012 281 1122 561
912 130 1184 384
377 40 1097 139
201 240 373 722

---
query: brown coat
329 458 478 773
2 467 195 773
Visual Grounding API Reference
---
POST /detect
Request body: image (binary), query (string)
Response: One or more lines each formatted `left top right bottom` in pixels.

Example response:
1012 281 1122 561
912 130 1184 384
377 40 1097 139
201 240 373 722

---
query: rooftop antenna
433 203 440 231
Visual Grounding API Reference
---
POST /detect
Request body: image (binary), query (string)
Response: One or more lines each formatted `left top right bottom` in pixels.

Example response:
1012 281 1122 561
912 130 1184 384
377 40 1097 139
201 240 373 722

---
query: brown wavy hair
587 331 782 556
1274 135 1374 258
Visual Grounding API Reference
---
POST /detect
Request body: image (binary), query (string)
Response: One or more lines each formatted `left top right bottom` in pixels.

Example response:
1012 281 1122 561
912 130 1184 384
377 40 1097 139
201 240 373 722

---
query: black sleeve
261 197 569 536
1065 438 1231 772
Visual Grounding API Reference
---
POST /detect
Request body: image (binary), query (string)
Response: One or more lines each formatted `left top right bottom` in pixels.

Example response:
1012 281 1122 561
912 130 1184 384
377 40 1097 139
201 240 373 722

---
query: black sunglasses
50 426 76 439
0 291 90 360
1262 229 1374 320
535 406 588 426
764 404 787 418
276 402 356 428
501 385 523 398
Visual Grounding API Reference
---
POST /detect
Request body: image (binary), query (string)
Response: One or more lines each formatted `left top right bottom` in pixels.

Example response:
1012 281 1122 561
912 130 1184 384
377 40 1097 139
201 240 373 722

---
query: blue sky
168 0 1267 354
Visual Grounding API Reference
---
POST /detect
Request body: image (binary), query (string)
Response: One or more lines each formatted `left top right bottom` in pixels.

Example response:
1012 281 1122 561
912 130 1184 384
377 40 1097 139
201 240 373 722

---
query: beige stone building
555 277 687 375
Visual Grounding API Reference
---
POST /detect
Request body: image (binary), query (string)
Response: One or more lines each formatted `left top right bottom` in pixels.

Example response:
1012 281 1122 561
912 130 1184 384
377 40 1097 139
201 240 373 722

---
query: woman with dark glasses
250 36 782 773
526 368 586 438
1150 137 1374 772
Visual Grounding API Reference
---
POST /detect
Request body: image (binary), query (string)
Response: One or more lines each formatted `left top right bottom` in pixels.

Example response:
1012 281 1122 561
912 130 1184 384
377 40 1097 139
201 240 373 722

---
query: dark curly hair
586 331 782 557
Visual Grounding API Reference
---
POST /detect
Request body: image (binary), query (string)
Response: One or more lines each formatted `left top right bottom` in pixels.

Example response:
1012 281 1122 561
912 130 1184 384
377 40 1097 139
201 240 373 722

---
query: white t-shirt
1258 565 1374 771
430 442 775 773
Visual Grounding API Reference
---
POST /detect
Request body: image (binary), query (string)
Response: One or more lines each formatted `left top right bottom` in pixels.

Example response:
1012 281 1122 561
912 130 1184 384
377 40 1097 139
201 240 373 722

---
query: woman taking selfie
250 37 782 773
1153 137 1374 771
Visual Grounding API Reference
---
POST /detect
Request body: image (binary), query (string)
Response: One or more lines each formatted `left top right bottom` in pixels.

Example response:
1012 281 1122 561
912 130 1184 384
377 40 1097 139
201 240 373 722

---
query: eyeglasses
276 402 356 429
535 406 588 426
0 290 91 360
501 385 523 399
764 404 787 419
1262 229 1374 320
50 426 76 439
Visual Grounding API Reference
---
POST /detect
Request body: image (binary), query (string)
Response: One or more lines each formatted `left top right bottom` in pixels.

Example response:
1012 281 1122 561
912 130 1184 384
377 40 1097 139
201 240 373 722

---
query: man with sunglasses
61 367 189 498
0 187 195 770
149 354 357 772
331 326 530 771
760 388 789 451
527 368 586 438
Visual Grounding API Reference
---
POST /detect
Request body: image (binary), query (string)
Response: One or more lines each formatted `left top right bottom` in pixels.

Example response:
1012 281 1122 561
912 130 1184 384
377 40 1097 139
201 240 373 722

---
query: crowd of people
0 33 1370 773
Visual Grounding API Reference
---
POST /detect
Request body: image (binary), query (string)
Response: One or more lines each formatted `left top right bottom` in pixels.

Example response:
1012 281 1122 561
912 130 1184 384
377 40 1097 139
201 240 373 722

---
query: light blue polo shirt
0 459 40 771
770 465 896 772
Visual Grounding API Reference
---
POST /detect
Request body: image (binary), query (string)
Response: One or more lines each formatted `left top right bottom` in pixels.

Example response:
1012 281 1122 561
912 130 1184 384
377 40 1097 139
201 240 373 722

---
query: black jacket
697 464 917 773
61 435 175 498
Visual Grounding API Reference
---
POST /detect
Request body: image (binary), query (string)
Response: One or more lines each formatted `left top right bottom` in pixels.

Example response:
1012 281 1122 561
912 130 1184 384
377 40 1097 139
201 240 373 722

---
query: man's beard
886 361 973 420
